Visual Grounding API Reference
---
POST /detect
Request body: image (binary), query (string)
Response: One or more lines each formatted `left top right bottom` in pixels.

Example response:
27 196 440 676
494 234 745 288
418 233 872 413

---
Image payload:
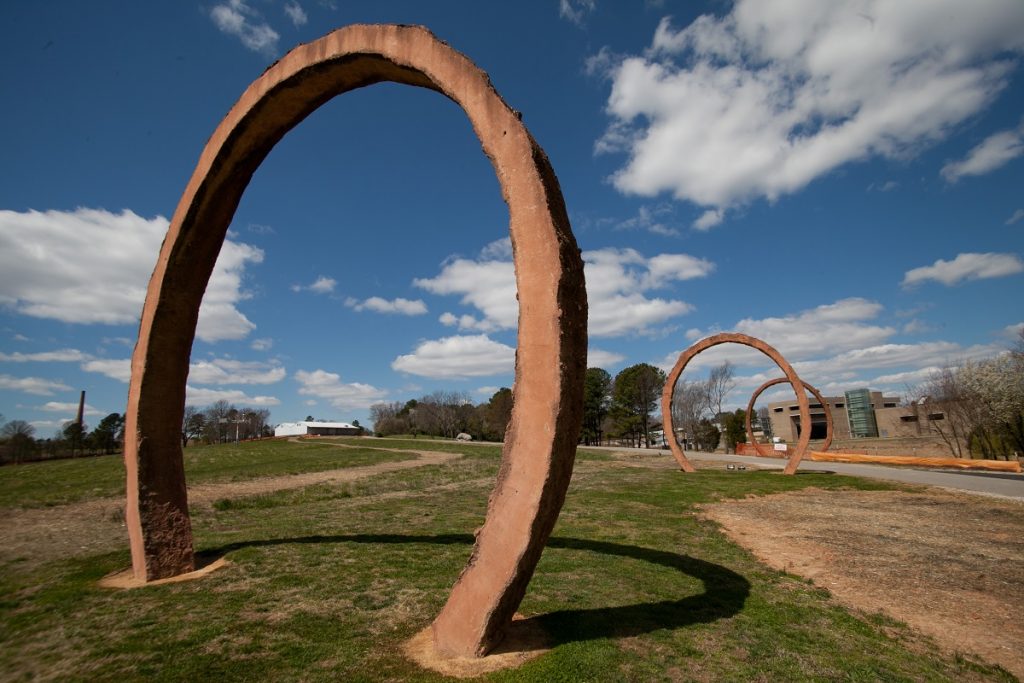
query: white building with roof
274 421 361 437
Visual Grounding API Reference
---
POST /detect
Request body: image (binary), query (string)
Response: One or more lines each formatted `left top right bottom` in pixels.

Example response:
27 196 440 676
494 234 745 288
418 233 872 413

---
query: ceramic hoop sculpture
123 24 587 657
745 377 833 454
660 333 810 475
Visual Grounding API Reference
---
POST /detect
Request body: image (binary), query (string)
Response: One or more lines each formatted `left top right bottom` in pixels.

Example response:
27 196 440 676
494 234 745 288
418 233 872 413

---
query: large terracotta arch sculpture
660 333 811 475
123 24 587 658
745 377 833 454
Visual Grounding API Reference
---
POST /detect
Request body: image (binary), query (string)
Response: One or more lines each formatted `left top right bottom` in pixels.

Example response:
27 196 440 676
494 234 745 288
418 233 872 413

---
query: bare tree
913 368 970 458
672 379 712 450
370 401 410 436
1 420 37 463
415 391 472 439
913 355 1024 460
201 400 234 443
706 361 735 423
238 408 270 440
181 406 205 447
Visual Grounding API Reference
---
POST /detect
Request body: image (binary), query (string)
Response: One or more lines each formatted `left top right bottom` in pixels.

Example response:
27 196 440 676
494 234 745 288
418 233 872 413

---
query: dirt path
702 488 1024 680
188 440 461 504
0 444 462 571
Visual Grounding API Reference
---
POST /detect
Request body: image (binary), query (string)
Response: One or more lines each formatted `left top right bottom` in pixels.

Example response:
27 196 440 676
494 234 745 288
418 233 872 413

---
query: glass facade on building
844 388 879 438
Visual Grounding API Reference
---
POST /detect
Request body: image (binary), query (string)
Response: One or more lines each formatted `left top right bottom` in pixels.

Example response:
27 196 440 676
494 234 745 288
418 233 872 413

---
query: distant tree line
0 399 276 466
909 332 1024 460
580 359 745 452
0 412 125 465
370 388 513 441
659 358 749 454
369 362 746 451
580 364 667 448
181 401 273 447
667 360 747 453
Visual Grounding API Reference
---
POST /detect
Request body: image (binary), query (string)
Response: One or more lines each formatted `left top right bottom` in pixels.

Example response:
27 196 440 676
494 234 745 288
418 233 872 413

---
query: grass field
0 438 1013 681
0 439 408 508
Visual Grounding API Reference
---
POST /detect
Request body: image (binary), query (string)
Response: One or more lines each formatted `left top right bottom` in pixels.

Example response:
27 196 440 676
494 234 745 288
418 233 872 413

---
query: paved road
590 446 1024 501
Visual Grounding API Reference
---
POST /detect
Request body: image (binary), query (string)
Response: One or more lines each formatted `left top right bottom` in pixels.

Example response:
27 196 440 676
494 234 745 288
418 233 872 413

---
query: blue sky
2 0 1023 434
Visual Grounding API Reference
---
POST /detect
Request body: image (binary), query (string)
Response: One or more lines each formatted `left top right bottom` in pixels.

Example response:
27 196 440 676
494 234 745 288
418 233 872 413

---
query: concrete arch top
123 24 587 658
660 332 811 476
745 377 833 454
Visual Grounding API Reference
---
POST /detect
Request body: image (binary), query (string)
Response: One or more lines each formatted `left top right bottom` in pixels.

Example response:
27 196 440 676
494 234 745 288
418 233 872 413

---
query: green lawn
0 439 1013 681
0 439 408 508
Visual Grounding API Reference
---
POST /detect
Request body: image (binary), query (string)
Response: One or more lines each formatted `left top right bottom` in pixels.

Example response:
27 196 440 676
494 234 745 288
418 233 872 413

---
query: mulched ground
702 487 1024 679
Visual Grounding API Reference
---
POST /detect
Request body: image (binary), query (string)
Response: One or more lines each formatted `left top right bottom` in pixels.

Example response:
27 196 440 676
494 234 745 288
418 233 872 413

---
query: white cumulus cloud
659 295 1008 407
616 204 680 236
0 374 71 396
596 0 1024 212
293 369 388 411
414 255 518 331
391 335 515 379
659 297 897 373
0 349 90 363
941 121 1024 182
345 296 428 315
902 252 1024 287
185 386 280 407
0 208 263 342
38 401 103 417
587 348 626 369
735 298 895 359
693 209 724 231
283 1 307 27
292 275 336 294
209 0 279 55
80 359 132 383
868 367 942 386
188 358 286 385
80 356 287 386
416 242 714 338
559 0 595 26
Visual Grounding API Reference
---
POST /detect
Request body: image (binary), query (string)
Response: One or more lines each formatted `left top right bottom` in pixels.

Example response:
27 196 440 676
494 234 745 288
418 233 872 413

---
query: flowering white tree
916 343 1024 459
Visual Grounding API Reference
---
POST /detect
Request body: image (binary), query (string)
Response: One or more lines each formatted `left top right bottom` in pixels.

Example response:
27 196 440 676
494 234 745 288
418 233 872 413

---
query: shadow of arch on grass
201 533 751 646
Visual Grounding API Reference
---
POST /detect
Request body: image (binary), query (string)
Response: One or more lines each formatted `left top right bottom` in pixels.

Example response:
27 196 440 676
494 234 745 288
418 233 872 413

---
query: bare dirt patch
0 447 461 571
702 488 1024 679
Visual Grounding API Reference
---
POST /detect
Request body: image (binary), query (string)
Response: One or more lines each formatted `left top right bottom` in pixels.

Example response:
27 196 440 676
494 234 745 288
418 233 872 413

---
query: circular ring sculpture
123 24 587 658
660 333 811 476
745 377 833 455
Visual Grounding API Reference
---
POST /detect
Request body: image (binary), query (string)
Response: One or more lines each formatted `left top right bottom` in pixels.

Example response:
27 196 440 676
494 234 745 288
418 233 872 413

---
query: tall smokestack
76 390 85 429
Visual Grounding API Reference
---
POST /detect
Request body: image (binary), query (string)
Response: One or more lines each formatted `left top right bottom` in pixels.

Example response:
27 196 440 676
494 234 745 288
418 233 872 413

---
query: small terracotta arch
123 24 587 658
660 333 811 475
745 377 833 455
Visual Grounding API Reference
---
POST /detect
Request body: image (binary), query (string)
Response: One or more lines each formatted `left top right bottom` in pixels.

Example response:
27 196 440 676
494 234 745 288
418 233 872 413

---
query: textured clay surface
123 24 587 659
660 333 811 475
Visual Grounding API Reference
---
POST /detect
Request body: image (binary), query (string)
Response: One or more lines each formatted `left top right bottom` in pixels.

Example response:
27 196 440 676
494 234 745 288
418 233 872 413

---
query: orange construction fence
807 450 1022 472
734 442 1021 472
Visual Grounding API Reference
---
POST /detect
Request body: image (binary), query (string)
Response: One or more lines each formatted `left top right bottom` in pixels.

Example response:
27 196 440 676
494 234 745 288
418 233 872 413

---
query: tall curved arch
660 333 811 475
123 24 587 658
745 377 833 455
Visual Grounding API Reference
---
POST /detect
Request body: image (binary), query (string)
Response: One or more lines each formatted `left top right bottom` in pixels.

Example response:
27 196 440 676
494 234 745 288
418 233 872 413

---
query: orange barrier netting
735 442 1021 472
808 450 1022 473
